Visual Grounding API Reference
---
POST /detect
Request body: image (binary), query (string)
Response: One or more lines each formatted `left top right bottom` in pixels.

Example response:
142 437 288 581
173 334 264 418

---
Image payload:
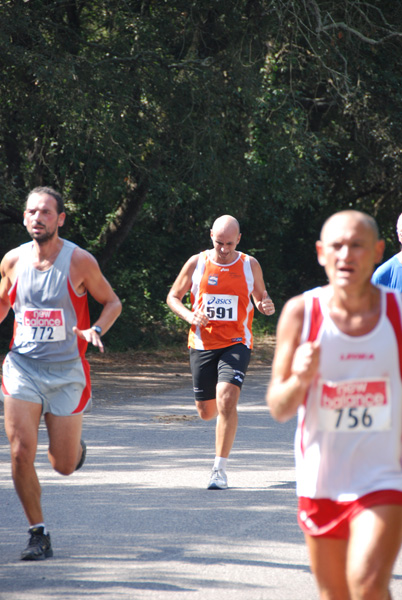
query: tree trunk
97 176 149 268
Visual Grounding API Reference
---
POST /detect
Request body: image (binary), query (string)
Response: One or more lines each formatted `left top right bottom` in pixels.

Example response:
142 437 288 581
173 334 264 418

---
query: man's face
316 214 384 288
24 193 65 244
210 224 241 264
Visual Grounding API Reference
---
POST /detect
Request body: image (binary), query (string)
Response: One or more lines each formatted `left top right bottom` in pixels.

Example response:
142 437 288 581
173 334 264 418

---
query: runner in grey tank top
11 239 89 361
0 187 121 561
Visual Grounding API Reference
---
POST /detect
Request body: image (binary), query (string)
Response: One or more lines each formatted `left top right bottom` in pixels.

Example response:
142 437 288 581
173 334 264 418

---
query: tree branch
320 22 402 45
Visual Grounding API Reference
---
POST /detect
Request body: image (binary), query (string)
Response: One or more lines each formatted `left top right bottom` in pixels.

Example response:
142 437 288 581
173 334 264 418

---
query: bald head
211 215 240 237
320 210 379 243
316 210 385 285
210 215 241 264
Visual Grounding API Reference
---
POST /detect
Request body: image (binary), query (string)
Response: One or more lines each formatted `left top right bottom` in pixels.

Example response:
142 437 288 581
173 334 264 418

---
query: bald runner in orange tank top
167 215 275 490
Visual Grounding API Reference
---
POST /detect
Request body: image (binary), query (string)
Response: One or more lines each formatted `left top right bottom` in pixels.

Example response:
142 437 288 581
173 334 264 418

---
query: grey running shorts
189 343 251 402
1 351 91 415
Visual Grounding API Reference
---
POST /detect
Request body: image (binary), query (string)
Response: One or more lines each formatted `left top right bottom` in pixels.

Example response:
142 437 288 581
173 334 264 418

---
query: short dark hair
26 187 64 214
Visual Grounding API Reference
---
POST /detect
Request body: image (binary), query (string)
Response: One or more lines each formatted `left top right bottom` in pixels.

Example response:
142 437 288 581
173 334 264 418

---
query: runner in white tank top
266 210 402 599
296 285 402 501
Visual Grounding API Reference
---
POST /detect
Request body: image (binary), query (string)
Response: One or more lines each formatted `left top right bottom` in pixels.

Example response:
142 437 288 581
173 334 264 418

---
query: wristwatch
91 325 102 335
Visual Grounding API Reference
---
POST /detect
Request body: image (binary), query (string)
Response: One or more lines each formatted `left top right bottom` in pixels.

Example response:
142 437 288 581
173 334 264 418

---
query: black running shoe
21 526 53 561
75 439 87 471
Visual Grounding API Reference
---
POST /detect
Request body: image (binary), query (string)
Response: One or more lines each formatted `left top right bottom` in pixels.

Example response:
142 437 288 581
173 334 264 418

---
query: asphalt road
1 370 402 600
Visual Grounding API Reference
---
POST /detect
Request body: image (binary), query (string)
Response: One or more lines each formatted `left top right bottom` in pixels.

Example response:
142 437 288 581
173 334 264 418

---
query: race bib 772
16 308 67 343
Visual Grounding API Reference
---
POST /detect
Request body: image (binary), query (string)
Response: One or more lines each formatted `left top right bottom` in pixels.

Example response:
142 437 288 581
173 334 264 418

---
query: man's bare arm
0 249 20 324
166 255 209 328
266 295 320 422
70 248 122 352
250 257 275 316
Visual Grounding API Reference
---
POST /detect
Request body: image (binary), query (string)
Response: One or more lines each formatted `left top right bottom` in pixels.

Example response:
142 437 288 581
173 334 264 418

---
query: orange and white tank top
188 251 254 350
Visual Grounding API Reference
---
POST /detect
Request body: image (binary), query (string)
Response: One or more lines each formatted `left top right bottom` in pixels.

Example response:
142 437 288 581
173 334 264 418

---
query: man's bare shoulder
186 252 202 265
276 294 306 334
248 255 261 268
283 294 305 316
69 245 106 295
177 253 201 274
1 247 22 275
70 245 99 270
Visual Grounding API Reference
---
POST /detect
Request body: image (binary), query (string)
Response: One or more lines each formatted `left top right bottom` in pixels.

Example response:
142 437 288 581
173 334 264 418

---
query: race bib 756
318 378 391 432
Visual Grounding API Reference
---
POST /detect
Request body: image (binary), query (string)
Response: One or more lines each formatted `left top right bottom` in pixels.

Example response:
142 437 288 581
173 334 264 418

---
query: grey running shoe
75 439 87 471
21 526 53 561
207 468 228 490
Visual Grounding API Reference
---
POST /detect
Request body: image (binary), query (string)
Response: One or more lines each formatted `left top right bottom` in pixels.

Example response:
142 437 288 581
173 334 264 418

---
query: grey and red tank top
8 239 90 361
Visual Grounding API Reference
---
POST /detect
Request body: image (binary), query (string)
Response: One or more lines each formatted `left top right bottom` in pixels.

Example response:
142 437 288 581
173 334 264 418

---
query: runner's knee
48 448 80 476
196 399 217 421
10 439 36 471
347 563 390 599
216 385 240 415
49 457 76 476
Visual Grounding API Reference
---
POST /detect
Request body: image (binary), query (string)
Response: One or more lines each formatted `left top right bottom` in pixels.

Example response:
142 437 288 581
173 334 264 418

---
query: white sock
214 457 227 472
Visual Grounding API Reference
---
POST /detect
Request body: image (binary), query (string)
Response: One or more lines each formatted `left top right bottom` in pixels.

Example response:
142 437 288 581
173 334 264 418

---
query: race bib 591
318 378 391 432
203 294 238 321
16 308 67 343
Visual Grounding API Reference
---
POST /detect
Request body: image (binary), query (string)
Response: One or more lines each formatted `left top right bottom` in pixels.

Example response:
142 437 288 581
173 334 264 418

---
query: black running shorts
189 343 251 402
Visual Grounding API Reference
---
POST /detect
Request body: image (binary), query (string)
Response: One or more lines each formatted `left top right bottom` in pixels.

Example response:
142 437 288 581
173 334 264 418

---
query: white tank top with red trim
295 285 402 501
188 250 254 350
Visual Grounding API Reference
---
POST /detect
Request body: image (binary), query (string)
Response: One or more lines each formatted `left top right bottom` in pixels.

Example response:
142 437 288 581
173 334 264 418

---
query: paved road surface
1 370 402 599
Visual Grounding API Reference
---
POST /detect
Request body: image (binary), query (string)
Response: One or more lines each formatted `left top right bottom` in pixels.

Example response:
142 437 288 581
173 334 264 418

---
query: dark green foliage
0 1 401 349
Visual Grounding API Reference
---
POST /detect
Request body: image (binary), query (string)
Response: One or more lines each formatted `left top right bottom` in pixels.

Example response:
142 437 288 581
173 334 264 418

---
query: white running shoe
207 468 228 490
